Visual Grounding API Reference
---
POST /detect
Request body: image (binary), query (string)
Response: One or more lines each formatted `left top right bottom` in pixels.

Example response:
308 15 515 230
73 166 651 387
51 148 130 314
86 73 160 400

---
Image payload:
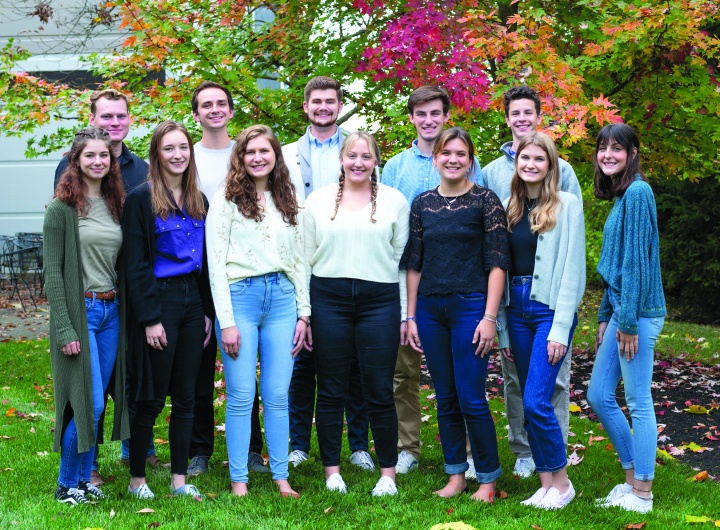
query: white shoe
128 483 155 499
595 482 633 506
604 492 653 513
513 457 536 478
395 450 418 474
288 449 309 467
325 473 347 493
521 487 547 507
372 476 398 497
465 458 477 481
349 450 375 470
539 481 575 510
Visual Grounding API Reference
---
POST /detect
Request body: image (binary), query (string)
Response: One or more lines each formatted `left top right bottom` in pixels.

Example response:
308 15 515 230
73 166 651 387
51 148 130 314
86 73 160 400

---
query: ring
154 340 159 343
554 350 558 354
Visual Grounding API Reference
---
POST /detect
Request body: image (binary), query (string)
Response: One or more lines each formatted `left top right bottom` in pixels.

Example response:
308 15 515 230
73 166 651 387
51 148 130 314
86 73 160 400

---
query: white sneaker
395 450 418 474
521 487 547 507
605 492 653 513
288 449 309 467
595 482 633 506
465 458 477 481
349 450 375 471
539 481 575 510
128 483 155 499
325 473 347 493
372 476 398 497
513 457 536 478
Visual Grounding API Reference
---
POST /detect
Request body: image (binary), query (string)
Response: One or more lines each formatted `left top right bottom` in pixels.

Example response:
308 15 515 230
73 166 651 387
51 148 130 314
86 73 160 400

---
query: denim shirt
154 208 205 279
309 127 342 192
381 139 483 203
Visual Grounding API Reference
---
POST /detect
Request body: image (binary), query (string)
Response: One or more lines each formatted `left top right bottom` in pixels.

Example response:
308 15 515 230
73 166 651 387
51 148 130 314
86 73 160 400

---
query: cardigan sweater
121 184 214 402
497 192 587 348
43 199 129 453
597 177 666 334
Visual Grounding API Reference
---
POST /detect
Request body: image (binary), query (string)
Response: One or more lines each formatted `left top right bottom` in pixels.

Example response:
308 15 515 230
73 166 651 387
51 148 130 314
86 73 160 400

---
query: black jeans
289 346 369 453
311 276 399 469
189 330 264 458
130 275 205 477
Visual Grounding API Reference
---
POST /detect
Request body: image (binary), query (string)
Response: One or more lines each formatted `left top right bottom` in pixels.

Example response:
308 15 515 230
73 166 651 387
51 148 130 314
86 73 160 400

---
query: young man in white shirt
282 77 373 471
187 81 269 476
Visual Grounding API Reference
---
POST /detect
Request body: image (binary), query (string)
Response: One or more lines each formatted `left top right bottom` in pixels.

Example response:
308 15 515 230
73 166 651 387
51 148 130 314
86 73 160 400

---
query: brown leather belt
84 289 118 300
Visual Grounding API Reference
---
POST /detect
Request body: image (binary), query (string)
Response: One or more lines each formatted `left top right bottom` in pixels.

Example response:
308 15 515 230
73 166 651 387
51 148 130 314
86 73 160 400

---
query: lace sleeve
400 195 423 271
482 190 511 272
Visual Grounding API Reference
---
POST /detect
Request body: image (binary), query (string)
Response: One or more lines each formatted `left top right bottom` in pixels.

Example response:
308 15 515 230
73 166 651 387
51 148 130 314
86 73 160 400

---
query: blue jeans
219 273 296 483
506 277 577 473
417 293 501 483
58 296 119 488
587 292 664 481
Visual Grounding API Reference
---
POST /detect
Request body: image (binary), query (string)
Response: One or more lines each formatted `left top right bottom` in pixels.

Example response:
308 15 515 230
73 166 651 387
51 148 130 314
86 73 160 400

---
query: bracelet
482 315 497 324
298 317 309 325
406 316 417 321
483 313 497 321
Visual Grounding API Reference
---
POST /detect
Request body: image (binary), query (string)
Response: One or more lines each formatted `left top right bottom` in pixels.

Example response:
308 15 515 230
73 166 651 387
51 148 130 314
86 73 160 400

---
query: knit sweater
596 177 666 334
43 199 129 453
497 192 587 348
481 142 582 205
303 183 410 316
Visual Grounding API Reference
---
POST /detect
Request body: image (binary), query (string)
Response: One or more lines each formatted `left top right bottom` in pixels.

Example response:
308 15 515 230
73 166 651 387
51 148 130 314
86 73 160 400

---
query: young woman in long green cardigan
44 127 129 505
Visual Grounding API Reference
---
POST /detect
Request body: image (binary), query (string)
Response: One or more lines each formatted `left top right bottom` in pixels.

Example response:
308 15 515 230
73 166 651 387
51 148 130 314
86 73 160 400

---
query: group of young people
44 77 665 514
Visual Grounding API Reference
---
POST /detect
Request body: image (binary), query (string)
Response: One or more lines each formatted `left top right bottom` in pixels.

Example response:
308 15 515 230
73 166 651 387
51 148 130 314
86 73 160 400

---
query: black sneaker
54 486 89 505
79 481 107 500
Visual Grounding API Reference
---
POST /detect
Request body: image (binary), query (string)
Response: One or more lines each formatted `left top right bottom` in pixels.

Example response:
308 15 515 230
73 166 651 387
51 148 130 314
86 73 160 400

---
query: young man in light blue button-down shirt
383 86 482 476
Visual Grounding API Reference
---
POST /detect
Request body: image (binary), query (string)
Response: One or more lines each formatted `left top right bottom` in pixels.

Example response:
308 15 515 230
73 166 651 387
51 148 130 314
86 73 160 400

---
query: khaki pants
393 344 422 459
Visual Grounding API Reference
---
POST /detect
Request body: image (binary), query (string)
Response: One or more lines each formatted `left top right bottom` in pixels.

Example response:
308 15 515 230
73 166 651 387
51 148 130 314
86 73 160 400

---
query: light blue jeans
587 292 664 481
58 296 119 488
218 273 296 483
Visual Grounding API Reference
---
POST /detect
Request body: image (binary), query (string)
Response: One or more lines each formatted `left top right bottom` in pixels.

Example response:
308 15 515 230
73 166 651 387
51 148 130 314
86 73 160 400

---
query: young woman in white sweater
497 132 586 510
206 124 309 498
303 131 409 496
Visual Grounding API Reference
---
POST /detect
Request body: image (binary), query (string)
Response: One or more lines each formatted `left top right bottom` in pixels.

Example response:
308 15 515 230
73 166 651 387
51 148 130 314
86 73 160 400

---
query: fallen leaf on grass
682 442 712 453
154 438 168 445
685 515 713 523
625 523 646 529
5 408 16 417
430 523 477 530
569 404 582 413
421 415 431 422
324 507 333 514
81 527 105 530
446 508 455 515
147 523 160 528
588 435 606 446
498 490 508 499
691 470 709 482
205 492 217 500
567 450 584 466
109 509 115 518
684 405 710 414
530 526 543 530
136 508 155 514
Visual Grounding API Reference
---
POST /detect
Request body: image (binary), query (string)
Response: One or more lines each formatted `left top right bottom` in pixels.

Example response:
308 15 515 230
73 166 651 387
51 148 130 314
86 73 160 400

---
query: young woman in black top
403 127 510 502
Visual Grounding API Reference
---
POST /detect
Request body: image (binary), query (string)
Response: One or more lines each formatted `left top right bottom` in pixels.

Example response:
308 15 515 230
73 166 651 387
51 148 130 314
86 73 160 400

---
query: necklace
442 195 458 209
526 197 538 211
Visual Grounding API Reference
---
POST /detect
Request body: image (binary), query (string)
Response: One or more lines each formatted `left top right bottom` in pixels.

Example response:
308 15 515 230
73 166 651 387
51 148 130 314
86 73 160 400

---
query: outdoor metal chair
14 233 44 296
0 237 39 312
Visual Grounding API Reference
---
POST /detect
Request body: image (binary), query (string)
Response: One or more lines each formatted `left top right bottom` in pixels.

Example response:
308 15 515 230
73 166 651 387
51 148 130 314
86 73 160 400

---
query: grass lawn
1 310 719 529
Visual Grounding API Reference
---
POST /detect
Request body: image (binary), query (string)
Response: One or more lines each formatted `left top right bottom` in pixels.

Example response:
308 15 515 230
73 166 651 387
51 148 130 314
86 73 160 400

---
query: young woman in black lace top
402 127 510 502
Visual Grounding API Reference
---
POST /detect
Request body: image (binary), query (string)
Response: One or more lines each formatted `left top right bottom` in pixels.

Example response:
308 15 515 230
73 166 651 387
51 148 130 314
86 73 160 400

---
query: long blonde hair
330 131 379 223
506 132 561 234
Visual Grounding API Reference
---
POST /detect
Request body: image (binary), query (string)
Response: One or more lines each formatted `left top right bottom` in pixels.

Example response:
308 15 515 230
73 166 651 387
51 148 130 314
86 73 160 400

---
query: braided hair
330 131 380 223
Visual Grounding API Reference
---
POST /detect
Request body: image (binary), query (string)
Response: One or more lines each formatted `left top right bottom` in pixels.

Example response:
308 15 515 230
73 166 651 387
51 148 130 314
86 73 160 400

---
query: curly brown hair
225 125 299 225
54 127 124 221
147 121 206 220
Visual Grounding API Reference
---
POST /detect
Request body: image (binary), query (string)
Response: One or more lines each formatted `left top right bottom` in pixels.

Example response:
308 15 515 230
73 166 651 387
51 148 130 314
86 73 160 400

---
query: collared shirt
153 208 205 279
54 143 149 192
309 127 342 192
381 139 483 204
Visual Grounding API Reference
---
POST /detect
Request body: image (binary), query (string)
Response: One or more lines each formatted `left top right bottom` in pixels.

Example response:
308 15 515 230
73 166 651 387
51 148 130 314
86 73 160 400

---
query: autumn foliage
0 0 718 180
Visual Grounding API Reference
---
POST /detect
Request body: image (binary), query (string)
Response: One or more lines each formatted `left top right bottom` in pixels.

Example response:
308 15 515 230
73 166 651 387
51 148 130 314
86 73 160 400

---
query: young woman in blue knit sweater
497 132 586 510
587 124 666 514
